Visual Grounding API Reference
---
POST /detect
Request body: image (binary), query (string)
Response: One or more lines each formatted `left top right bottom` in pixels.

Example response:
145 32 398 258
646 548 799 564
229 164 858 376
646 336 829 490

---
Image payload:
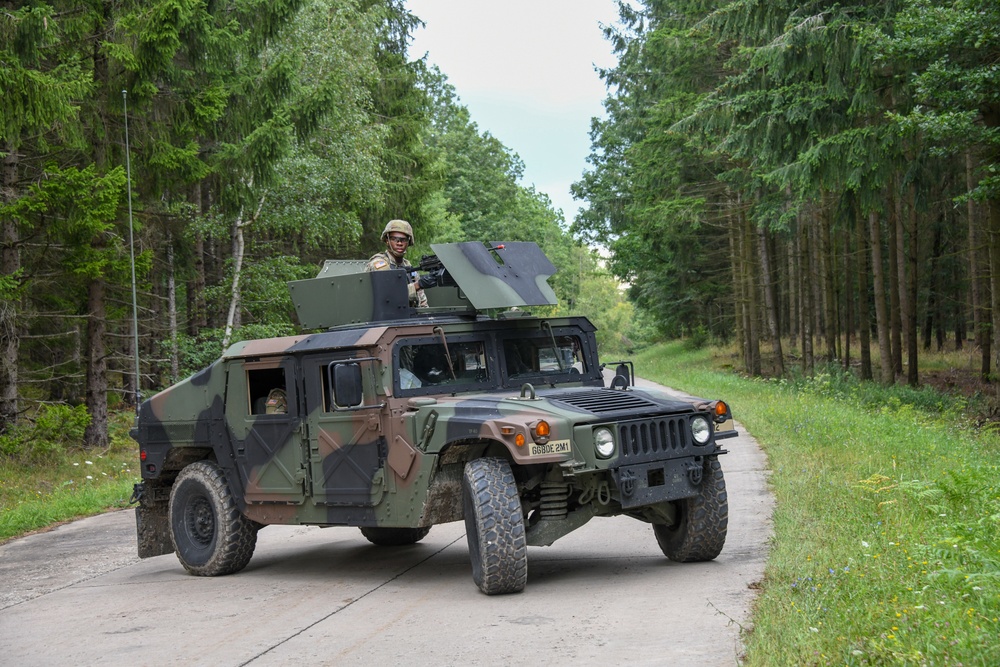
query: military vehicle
131 241 736 595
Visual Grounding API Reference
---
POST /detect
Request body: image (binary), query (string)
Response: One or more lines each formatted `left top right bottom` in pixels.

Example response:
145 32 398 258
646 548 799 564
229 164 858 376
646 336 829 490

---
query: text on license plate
528 439 571 456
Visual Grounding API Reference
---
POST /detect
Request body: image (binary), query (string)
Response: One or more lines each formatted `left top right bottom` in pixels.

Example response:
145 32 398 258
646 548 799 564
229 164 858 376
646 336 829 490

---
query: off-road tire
462 457 527 595
653 457 728 562
169 461 258 576
359 526 431 546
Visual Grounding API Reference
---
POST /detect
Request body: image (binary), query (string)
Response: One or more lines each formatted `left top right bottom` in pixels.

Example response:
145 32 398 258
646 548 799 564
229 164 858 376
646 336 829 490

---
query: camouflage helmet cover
381 219 414 244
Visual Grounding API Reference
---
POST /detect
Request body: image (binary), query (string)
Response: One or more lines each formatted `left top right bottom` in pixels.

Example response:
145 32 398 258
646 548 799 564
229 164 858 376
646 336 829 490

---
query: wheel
359 526 431 546
168 461 258 576
462 457 528 595
653 457 728 562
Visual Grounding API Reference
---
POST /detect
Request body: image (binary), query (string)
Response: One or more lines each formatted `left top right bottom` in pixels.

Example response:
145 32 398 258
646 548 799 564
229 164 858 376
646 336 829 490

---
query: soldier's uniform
366 250 428 307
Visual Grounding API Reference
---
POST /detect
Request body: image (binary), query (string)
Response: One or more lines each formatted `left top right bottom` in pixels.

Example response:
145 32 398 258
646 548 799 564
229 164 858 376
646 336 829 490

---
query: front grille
619 417 691 460
550 389 661 415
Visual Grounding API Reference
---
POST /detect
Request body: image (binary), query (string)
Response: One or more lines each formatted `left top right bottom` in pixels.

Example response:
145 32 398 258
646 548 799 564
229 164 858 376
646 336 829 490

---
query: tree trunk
820 204 837 362
787 237 798 342
925 222 942 351
728 213 744 353
989 197 1000 392
888 191 902 379
0 143 19 431
221 193 265 351
83 278 109 449
843 221 853 372
167 231 179 384
856 206 872 381
758 224 784 377
222 215 246 351
870 211 893 384
967 151 990 379
801 214 814 374
187 183 207 336
741 209 760 375
905 186 919 386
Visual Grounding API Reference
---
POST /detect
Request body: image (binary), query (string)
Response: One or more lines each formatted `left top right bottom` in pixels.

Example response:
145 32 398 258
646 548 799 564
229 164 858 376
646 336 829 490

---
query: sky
405 0 623 224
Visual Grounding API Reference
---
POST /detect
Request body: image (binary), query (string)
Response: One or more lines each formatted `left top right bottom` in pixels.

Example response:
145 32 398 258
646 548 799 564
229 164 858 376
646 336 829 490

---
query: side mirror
614 363 631 387
333 363 363 408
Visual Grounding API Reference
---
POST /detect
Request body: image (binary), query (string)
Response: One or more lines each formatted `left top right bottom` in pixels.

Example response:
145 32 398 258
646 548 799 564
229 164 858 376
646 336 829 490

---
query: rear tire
169 461 258 576
462 457 527 595
359 526 431 546
653 457 728 562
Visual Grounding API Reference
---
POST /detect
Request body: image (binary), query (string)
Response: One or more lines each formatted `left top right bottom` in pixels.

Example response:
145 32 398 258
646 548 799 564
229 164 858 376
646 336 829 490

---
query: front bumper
611 455 712 509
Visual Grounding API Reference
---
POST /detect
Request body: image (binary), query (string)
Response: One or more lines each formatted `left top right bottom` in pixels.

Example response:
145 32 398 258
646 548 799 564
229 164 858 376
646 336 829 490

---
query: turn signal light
140 450 147 461
515 433 526 447
531 420 551 445
714 401 729 422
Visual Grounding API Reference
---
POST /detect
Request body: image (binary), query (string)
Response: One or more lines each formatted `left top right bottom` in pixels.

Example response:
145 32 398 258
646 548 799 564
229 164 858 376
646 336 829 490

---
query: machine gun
415 254 456 288
417 244 505 288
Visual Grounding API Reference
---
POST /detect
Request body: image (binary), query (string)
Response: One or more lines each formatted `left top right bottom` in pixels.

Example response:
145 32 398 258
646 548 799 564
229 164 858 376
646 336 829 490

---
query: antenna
123 90 141 414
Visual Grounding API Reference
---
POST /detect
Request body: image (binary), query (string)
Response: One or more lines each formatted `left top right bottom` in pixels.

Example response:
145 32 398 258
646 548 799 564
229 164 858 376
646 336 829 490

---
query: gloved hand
418 272 438 289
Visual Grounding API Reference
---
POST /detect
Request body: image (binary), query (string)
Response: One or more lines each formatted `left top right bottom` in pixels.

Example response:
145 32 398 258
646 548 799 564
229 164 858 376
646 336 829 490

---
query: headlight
594 427 615 458
691 416 711 445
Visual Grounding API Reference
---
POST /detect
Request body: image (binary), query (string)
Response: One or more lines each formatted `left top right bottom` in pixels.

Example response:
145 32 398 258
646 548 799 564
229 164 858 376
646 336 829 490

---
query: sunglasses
388 236 409 244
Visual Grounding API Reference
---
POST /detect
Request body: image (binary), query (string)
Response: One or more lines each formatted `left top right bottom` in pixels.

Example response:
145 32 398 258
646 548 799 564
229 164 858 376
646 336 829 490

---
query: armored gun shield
287 241 558 329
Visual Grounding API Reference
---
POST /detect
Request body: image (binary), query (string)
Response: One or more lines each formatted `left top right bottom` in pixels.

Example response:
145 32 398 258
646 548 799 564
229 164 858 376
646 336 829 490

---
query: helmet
381 219 414 245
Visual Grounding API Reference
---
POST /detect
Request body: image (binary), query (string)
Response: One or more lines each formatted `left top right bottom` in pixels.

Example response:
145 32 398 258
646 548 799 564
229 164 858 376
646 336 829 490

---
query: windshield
501 334 586 382
395 338 491 394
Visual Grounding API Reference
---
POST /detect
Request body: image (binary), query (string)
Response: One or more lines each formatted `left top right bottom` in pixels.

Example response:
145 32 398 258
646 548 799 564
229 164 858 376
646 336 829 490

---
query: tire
169 461 258 576
653 457 728 562
462 457 528 595
359 526 431 546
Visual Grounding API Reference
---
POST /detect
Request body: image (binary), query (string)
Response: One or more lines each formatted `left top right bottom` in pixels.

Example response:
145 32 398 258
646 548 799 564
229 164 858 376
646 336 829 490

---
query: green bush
0 403 91 461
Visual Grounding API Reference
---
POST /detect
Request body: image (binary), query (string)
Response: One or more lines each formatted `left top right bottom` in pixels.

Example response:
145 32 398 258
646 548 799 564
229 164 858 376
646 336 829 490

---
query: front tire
653 457 728 562
169 461 258 576
359 526 431 546
462 457 527 595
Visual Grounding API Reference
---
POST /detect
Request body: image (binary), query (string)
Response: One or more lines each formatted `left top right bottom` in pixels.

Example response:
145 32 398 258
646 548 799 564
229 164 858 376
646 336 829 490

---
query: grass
0 410 139 542
636 341 1000 666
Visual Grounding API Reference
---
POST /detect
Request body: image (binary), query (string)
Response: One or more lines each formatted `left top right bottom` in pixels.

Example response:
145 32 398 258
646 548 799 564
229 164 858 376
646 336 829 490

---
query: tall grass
636 342 1000 666
0 410 138 542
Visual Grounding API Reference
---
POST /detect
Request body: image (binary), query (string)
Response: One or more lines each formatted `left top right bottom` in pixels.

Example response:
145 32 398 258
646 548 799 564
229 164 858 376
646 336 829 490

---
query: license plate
528 439 571 456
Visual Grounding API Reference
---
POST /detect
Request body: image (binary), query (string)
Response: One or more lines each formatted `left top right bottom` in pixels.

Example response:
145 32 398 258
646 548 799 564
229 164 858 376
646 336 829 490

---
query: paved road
0 381 772 667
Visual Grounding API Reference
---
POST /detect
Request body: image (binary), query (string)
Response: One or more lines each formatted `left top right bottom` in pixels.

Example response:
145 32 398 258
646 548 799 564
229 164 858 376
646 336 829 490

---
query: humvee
131 241 736 595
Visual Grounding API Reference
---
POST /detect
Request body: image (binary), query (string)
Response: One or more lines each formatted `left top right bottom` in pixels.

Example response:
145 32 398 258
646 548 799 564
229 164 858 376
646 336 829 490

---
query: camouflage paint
132 242 736 562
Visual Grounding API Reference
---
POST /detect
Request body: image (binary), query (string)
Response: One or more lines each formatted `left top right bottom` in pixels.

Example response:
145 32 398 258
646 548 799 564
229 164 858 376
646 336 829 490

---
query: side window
313 353 381 413
247 367 288 415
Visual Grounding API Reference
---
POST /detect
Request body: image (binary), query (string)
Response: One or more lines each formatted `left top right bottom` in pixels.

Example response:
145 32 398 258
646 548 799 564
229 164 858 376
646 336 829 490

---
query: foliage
0 404 91 462
0 410 137 542
637 341 1000 666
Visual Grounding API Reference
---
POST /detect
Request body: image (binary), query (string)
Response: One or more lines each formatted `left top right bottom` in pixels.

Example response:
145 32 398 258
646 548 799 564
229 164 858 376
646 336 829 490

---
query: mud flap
135 504 174 558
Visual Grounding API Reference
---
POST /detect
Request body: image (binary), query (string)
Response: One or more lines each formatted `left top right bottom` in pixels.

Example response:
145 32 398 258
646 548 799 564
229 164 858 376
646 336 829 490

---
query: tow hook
687 461 704 486
129 482 144 505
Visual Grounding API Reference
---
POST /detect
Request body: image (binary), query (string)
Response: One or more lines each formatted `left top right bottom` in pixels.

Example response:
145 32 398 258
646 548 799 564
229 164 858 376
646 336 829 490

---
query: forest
1 0 629 449
2 0 999 450
575 0 1000 386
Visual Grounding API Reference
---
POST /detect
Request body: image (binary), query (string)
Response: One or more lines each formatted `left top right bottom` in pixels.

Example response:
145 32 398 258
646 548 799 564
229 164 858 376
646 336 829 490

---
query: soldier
366 219 429 307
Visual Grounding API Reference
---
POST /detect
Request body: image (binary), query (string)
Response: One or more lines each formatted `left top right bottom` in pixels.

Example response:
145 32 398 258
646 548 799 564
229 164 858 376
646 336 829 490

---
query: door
302 354 386 506
226 358 305 503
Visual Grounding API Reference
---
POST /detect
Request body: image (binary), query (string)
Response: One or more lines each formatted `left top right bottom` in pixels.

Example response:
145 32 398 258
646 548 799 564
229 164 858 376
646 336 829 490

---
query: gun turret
287 241 558 329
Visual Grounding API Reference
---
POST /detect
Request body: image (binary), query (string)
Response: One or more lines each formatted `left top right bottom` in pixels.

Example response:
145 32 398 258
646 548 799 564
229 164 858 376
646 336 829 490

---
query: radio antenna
122 89 141 414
